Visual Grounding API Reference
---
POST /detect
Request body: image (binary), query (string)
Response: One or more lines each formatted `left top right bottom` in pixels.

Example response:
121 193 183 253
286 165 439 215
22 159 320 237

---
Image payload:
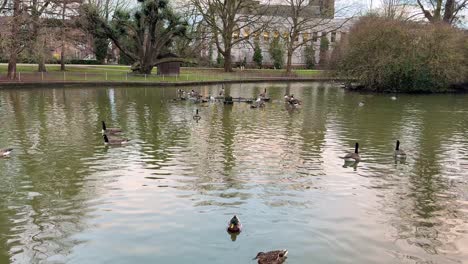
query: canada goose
394 140 406 158
259 88 267 98
102 121 122 134
343 142 361 162
103 134 129 145
227 215 242 233
253 250 288 264
0 148 13 157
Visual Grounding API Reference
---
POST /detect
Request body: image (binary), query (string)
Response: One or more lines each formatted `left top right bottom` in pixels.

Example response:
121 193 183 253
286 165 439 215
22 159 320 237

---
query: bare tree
6 0 23 79
414 0 467 24
191 0 273 72
276 0 355 74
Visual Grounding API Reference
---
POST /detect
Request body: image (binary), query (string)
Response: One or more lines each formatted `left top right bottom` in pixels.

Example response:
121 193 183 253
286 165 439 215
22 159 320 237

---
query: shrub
253 42 263 68
304 44 315 69
332 16 467 92
269 38 284 69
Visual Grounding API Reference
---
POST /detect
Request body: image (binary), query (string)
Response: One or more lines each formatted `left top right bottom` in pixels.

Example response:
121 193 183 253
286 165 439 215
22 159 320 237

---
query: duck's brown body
254 250 288 264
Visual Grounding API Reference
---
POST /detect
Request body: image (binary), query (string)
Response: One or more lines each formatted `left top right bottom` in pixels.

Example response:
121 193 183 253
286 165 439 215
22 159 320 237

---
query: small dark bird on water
0 148 13 157
227 215 242 233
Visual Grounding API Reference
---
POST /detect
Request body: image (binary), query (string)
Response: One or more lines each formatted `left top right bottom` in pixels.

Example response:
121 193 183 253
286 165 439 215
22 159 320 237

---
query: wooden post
106 72 108 81
85 72 87 81
63 71 66 81
41 72 44 81
126 73 128 81
18 72 21 81
145 74 147 81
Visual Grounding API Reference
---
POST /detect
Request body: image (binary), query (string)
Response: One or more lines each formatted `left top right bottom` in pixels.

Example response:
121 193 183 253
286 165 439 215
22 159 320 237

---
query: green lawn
0 64 324 83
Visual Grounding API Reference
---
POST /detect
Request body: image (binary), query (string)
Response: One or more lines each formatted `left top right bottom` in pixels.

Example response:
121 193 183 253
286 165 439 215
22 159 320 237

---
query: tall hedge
333 17 467 92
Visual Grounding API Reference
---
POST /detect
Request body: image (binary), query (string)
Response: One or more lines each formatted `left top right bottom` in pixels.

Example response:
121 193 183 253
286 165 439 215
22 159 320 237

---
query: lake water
0 82 467 264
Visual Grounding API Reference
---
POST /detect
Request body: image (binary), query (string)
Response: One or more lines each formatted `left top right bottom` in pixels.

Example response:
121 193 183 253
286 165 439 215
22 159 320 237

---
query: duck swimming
394 140 406 158
0 148 13 157
103 134 129 145
102 121 122 134
227 215 242 233
343 142 361 162
253 250 288 264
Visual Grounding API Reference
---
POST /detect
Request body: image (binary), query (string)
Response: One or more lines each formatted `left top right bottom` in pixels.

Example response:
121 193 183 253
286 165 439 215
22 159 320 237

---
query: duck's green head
229 215 240 228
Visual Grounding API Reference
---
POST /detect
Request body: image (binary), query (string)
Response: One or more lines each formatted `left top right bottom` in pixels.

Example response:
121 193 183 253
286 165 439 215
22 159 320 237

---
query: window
282 32 289 40
331 31 337 42
244 28 250 38
312 32 318 42
253 32 260 42
263 31 270 42
303 33 311 42
294 34 299 42
322 32 327 38
233 30 240 40
273 31 280 39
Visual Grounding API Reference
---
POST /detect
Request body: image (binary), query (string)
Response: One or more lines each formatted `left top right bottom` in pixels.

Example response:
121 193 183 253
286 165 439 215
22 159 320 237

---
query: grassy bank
0 64 324 83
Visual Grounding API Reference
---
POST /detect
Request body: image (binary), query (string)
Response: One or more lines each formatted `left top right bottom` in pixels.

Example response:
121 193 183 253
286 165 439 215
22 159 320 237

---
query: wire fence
0 70 330 83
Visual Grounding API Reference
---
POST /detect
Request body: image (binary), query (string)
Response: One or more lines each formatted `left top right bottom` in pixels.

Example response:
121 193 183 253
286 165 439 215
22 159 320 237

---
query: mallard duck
103 134 129 145
253 250 288 264
343 142 361 162
0 148 13 157
227 215 242 233
394 140 406 158
102 121 122 134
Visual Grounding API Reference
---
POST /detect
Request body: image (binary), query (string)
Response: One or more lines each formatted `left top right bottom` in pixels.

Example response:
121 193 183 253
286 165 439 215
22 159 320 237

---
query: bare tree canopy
191 0 273 72
414 0 467 24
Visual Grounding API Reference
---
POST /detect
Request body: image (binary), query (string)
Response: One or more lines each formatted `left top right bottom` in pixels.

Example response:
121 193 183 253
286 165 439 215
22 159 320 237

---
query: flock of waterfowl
0 89 407 264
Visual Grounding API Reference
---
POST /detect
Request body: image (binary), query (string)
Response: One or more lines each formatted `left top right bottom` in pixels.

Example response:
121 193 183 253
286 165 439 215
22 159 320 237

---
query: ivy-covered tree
82 0 187 74
319 34 329 67
269 38 284 69
253 42 263 69
304 44 315 69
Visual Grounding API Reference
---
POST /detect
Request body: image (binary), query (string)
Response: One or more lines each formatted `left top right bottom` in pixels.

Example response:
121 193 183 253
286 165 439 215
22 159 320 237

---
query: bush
253 42 263 68
304 44 315 69
269 38 284 69
332 16 467 92
69 59 100 65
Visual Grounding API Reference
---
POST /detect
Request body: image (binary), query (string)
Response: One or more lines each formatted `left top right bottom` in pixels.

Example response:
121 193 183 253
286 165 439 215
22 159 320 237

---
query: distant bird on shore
103 134 129 145
253 250 288 264
394 140 406 158
391 96 397 100
358 101 365 107
0 148 13 157
227 215 242 233
102 121 122 135
342 142 361 162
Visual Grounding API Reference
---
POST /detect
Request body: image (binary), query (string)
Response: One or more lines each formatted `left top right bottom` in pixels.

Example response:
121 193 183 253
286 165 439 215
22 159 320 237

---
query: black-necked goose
103 134 129 145
343 142 361 162
102 121 122 134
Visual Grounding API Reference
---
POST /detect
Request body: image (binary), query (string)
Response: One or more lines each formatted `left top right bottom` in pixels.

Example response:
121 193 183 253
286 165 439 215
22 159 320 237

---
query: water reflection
0 84 467 264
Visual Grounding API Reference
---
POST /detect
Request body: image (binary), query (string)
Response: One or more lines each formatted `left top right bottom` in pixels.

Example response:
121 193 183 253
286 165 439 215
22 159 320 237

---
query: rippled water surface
0 83 468 264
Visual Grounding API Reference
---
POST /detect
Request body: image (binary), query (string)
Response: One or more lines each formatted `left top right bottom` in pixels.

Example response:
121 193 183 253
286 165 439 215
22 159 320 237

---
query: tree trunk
443 0 455 23
224 49 233 72
7 54 17 80
286 48 293 75
7 0 21 80
60 0 66 71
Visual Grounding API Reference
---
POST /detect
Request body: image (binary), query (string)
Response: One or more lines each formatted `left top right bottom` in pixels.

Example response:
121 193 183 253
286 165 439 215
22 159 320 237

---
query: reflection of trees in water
0 89 104 263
